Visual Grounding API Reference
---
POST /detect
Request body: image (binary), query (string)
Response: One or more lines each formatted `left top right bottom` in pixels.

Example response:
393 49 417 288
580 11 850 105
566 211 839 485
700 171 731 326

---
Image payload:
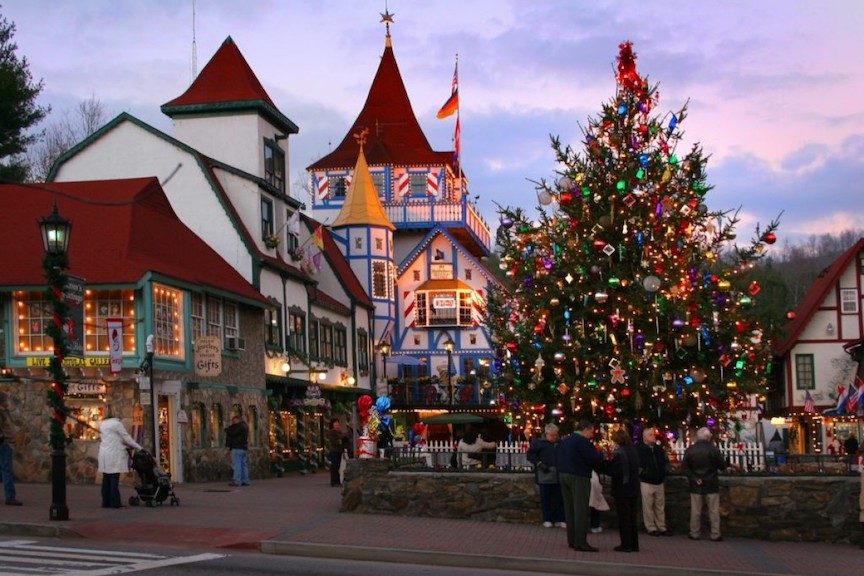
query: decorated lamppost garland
43 250 71 449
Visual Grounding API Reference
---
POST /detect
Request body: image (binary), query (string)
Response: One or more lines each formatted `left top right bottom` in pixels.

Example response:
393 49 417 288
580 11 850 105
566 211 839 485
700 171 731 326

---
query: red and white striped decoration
315 173 330 201
396 169 410 198
472 289 484 327
426 170 440 196
403 290 416 327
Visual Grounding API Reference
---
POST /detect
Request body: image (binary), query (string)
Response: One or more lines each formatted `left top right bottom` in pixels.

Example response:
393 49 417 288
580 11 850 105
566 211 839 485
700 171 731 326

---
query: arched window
246 406 259 446
191 403 208 449
210 404 224 448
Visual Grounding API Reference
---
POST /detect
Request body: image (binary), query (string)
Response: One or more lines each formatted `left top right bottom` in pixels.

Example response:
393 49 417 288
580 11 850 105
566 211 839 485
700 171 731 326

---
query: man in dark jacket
225 415 250 487
636 426 669 536
683 426 726 541
608 428 641 552
558 420 605 552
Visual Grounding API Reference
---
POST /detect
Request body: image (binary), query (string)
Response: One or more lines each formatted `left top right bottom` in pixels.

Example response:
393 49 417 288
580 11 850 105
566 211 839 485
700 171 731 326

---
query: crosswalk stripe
0 540 224 575
61 553 225 575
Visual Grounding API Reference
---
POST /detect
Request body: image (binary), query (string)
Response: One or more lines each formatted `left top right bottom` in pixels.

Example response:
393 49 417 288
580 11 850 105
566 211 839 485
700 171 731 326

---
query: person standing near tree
683 427 726 541
637 426 670 536
527 423 566 528
608 428 641 552
558 420 605 552
225 414 250 487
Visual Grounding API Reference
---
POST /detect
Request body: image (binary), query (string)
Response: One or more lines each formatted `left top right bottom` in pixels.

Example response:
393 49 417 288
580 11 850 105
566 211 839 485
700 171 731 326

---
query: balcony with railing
383 196 492 256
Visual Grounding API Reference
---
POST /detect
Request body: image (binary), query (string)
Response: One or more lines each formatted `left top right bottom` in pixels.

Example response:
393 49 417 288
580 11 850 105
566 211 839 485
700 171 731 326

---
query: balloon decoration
356 394 394 457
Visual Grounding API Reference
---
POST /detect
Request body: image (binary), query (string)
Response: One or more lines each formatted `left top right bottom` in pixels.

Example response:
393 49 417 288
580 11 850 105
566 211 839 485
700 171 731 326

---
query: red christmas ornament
560 191 574 206
763 232 777 245
786 311 797 320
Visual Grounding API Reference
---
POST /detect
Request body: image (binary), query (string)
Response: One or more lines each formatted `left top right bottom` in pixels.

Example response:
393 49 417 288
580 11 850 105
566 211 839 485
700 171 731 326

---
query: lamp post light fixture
378 342 391 394
39 202 72 522
443 339 455 408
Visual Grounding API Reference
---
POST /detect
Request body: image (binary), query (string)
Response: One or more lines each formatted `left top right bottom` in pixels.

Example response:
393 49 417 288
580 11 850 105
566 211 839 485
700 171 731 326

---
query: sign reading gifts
194 335 222 377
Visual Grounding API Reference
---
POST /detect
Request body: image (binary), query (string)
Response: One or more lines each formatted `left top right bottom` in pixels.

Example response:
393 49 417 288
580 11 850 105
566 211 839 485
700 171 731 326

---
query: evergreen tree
0 8 48 182
487 42 780 434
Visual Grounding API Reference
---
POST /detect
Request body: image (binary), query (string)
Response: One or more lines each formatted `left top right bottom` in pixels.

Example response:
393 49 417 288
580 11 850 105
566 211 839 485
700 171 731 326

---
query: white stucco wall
52 121 254 282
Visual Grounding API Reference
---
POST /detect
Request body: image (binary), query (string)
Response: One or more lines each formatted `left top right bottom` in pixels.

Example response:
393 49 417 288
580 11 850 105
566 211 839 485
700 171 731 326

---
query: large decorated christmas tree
486 42 780 434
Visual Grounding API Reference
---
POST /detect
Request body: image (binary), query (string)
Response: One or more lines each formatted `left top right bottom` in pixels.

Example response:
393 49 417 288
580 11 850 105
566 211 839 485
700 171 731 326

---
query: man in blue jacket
558 420 605 552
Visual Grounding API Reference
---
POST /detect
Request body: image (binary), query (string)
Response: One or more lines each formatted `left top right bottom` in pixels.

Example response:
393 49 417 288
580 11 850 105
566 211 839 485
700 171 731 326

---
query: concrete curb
258 540 782 576
0 522 82 539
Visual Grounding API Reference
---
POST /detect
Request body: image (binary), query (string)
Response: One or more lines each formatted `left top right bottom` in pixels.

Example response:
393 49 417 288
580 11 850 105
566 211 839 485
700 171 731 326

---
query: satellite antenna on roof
191 0 198 82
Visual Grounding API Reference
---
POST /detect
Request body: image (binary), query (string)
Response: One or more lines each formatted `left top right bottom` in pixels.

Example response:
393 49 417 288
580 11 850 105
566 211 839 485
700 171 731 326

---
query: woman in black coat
608 428 641 552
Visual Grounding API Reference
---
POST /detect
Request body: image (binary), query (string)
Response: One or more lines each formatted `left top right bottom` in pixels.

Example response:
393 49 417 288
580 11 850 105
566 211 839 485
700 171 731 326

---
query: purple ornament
502 217 514 229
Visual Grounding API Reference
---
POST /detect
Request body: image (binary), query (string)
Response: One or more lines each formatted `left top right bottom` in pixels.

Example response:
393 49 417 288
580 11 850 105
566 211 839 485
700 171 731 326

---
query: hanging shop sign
67 381 106 395
194 335 222 377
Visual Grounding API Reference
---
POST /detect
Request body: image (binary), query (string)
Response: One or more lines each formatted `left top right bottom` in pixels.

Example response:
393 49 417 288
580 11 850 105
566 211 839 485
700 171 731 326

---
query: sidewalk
0 474 859 576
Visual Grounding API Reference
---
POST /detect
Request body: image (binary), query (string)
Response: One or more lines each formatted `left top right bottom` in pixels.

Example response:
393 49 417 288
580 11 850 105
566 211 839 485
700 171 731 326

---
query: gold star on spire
380 7 394 41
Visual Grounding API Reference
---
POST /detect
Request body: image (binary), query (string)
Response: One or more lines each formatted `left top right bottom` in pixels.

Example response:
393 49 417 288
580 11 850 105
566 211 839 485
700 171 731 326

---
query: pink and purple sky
4 0 863 247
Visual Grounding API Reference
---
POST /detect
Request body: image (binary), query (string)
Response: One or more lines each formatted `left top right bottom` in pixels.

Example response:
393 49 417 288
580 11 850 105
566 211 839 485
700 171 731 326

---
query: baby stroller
129 449 180 507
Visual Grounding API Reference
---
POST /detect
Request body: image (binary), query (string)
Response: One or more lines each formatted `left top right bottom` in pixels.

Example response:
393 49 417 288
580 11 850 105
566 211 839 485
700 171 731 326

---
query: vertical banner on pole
107 318 123 374
63 274 85 357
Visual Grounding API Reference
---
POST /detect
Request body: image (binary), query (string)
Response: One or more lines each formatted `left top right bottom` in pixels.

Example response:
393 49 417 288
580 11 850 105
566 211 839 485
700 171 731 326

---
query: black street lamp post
39 202 72 522
379 342 391 395
444 339 455 408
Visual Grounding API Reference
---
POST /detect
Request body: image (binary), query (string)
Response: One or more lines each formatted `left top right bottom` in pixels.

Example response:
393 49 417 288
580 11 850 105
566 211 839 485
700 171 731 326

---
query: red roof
774 238 864 355
308 39 452 171
0 178 267 306
162 36 276 110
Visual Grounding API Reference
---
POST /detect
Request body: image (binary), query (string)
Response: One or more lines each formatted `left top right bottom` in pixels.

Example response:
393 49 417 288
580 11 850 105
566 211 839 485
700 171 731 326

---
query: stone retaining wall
342 459 864 544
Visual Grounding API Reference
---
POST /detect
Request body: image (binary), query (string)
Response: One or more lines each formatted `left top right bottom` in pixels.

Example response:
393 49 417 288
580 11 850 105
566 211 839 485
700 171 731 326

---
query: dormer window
264 140 285 192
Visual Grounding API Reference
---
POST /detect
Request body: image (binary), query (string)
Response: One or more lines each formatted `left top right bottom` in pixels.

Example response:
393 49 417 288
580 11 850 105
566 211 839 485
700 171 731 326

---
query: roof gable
398 225 503 287
0 178 267 307
49 112 309 283
308 36 450 171
774 238 864 355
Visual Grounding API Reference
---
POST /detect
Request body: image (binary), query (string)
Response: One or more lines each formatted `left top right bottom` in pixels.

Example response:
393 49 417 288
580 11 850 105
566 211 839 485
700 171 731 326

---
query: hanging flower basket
264 234 280 249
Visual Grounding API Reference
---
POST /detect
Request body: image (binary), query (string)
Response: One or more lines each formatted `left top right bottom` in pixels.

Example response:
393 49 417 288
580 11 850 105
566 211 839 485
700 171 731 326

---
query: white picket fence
395 439 766 471
670 440 765 472
396 440 531 469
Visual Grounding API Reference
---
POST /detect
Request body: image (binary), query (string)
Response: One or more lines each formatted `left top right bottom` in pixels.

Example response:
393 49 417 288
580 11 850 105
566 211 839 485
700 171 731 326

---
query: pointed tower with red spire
306 14 490 258
307 13 503 413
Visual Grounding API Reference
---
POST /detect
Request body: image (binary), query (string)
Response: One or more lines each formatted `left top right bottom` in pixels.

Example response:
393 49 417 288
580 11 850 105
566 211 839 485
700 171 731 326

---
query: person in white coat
98 405 142 508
